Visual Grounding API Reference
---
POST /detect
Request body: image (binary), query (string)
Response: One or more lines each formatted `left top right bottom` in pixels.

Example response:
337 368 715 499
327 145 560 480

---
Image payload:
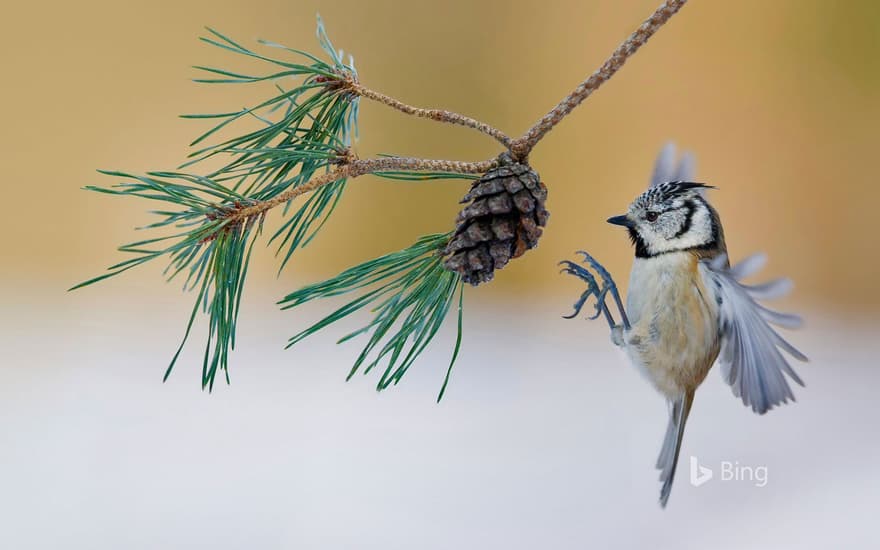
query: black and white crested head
608 181 722 258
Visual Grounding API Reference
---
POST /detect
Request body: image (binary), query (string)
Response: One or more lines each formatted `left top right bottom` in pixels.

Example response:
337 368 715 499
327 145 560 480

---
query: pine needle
279 233 465 399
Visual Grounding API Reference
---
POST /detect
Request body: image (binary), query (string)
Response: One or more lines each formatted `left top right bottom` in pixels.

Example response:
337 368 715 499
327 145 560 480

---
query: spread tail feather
657 391 694 508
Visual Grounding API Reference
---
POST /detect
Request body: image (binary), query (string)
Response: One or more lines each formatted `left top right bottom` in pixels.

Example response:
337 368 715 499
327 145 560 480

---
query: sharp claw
560 266 588 282
563 288 595 319
578 250 611 277
562 250 627 330
561 258 604 320
559 260 587 272
588 286 611 320
589 295 606 319
575 250 630 330
560 262 600 288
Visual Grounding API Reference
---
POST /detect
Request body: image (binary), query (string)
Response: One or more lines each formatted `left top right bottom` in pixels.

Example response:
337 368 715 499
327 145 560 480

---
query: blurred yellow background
2 2 879 549
1 0 879 310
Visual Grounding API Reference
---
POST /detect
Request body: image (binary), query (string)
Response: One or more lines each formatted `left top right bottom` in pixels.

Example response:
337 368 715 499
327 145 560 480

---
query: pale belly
623 253 721 398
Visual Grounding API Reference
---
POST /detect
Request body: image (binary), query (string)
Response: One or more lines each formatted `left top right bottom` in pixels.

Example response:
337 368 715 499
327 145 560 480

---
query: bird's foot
573 251 631 330
559 259 611 322
560 251 629 331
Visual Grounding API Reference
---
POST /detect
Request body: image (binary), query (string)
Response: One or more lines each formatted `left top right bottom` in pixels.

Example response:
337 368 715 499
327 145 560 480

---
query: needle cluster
75 1 689 396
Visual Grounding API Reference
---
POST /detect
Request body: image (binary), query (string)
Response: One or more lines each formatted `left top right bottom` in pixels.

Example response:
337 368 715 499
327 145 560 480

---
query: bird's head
607 181 719 258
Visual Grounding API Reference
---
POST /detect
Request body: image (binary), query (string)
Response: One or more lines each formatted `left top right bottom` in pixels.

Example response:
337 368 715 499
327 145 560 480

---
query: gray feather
650 142 677 188
742 278 793 300
730 253 766 280
649 142 698 191
702 255 807 414
673 151 696 182
657 391 693 508
756 304 803 329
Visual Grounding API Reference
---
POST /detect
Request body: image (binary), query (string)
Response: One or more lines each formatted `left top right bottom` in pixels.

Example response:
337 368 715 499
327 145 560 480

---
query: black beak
607 215 634 228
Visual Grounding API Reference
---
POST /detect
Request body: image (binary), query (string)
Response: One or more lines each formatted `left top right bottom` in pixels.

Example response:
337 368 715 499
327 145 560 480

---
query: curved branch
348 81 512 147
227 155 497 224
511 0 688 158
224 0 689 228
340 0 688 160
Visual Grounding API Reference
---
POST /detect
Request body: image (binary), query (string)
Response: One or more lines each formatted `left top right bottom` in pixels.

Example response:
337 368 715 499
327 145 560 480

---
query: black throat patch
628 227 651 258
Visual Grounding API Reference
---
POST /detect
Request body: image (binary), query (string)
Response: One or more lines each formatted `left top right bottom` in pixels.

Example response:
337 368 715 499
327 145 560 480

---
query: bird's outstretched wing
701 254 807 414
649 142 696 188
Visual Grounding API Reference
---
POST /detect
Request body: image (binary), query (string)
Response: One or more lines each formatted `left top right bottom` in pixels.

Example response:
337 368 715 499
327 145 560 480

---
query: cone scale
443 153 549 285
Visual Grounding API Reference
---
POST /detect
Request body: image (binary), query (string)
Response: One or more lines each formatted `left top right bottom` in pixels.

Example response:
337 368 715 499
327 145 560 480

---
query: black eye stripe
673 200 696 238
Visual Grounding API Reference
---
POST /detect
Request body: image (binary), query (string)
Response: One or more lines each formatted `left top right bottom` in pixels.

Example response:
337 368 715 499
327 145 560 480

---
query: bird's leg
559 259 617 331
610 325 624 347
576 251 631 331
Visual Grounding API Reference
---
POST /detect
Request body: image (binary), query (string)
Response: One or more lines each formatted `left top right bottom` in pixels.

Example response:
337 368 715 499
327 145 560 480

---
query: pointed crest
649 142 697 189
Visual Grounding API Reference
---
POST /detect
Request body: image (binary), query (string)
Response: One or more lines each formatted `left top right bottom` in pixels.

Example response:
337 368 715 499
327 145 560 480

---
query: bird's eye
646 211 659 222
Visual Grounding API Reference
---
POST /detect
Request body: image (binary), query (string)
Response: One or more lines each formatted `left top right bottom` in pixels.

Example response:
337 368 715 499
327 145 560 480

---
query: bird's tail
656 390 694 508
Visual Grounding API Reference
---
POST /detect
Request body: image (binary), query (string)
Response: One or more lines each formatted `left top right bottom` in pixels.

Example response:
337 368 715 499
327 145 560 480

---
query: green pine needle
279 233 465 400
72 171 262 389
74 17 362 389
181 17 360 270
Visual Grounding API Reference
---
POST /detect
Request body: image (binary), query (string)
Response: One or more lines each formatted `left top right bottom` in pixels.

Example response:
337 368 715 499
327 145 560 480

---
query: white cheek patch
648 202 713 254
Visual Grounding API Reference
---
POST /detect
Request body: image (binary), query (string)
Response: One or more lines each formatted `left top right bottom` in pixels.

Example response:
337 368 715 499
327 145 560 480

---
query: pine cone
443 153 549 285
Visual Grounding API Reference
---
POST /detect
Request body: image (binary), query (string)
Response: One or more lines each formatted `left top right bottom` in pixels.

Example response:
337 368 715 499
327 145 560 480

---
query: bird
560 143 807 507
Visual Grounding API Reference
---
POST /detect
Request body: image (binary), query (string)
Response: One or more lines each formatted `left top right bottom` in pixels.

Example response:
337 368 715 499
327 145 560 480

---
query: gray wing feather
741 278 793 300
729 253 767 279
703 254 807 414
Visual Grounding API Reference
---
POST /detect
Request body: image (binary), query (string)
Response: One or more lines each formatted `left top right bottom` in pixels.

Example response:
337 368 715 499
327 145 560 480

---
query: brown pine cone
443 153 549 285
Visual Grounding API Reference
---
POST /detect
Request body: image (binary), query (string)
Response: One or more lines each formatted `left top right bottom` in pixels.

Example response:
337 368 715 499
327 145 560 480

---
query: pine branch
73 18 364 388
71 171 266 389
224 155 497 225
210 0 689 227
510 0 688 158
348 81 512 147
76 1 691 397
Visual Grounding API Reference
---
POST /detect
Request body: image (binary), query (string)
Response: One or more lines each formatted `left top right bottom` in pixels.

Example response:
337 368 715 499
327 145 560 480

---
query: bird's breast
624 252 721 397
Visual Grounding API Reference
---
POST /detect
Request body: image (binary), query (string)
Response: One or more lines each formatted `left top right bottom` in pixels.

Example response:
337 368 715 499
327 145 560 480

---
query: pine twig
78 0 692 395
348 80 512 147
225 155 497 225
510 0 688 158
343 0 689 159
225 0 688 228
